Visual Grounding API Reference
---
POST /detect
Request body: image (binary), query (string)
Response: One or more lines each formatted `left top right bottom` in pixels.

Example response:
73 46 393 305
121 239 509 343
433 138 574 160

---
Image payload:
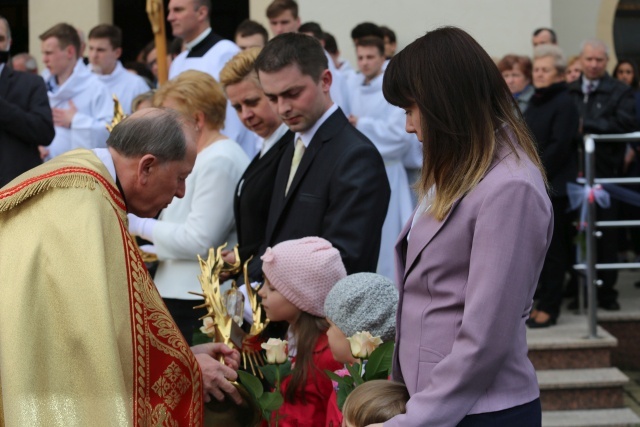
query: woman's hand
219 249 236 281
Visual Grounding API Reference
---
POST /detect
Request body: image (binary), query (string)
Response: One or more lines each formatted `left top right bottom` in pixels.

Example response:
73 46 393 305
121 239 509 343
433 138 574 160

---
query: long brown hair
383 26 546 221
286 312 329 403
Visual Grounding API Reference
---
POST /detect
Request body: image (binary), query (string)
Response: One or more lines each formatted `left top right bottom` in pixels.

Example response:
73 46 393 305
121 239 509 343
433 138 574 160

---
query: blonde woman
128 70 249 344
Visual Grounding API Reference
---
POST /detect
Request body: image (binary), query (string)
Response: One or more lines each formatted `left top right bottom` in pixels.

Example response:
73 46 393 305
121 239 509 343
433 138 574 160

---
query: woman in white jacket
128 70 249 344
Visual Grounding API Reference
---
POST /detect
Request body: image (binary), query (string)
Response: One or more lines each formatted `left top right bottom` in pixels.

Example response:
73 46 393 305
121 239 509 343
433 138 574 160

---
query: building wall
552 0 618 69
26 0 621 74
28 0 112 67
250 0 619 69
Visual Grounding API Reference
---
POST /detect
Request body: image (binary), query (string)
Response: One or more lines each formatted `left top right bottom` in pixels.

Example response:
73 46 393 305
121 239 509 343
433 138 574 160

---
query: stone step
527 315 617 370
599 319 640 371
542 408 640 427
538 368 629 411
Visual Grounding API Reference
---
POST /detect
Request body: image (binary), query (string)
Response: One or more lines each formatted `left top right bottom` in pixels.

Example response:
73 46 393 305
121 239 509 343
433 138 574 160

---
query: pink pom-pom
261 247 275 263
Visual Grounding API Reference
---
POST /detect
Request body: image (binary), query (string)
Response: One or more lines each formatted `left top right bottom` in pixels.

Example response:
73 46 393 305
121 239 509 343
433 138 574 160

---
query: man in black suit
0 16 54 187
250 32 390 278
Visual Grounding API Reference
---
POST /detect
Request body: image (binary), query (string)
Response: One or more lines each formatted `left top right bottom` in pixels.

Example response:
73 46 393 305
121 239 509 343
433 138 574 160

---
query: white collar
294 103 338 148
185 27 212 51
92 148 117 182
0 63 5 75
260 123 289 158
97 60 124 83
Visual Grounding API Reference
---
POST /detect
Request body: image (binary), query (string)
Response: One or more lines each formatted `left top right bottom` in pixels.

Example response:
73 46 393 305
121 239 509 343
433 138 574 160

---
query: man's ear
137 154 157 185
196 5 209 22
66 44 76 60
115 47 122 59
320 68 332 93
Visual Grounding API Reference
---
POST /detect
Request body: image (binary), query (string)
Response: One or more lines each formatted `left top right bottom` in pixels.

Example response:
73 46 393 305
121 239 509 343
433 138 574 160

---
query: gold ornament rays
191 243 269 376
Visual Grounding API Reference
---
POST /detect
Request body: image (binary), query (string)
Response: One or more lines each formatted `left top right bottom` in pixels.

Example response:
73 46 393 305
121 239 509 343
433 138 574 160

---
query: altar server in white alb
88 24 150 114
167 0 259 157
346 36 416 279
40 23 113 159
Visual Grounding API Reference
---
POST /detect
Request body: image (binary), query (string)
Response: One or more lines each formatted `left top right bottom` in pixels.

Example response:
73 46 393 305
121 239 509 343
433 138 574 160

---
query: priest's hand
52 99 78 128
192 342 240 370
348 114 359 126
192 343 242 404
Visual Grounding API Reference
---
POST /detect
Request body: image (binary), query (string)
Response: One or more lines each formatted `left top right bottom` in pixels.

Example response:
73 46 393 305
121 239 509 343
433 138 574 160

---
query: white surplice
45 59 113 159
346 72 416 279
97 61 150 114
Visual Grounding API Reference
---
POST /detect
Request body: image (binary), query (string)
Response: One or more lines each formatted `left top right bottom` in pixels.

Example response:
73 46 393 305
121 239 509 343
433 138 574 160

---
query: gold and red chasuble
0 149 202 427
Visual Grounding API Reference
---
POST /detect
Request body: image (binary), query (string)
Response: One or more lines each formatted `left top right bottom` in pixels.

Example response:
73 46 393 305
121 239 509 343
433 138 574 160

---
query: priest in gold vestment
0 108 241 426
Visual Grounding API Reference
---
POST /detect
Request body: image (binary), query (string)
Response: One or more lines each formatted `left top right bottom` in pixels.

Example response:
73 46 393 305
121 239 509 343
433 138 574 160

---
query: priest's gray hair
107 108 190 162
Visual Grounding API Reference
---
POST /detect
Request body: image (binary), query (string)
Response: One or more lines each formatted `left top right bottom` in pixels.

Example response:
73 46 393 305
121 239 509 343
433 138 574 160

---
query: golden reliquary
191 244 269 427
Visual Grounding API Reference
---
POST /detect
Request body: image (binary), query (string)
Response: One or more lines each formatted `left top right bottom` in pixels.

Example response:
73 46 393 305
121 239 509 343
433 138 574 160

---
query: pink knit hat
261 237 346 317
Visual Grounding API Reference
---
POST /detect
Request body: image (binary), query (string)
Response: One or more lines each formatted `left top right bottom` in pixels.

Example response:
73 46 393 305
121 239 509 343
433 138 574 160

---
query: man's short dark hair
298 22 323 40
107 108 188 162
39 23 81 57
323 32 338 55
351 22 383 41
356 36 384 57
235 19 268 44
255 32 328 82
532 27 557 43
379 25 396 44
88 24 123 49
266 0 298 19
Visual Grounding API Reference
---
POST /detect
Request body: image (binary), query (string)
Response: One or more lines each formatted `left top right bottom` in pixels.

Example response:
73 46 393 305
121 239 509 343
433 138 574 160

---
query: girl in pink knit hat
258 236 346 427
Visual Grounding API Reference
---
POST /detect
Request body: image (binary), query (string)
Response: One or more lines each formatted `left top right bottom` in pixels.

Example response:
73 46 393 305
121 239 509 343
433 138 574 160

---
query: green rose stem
274 366 281 427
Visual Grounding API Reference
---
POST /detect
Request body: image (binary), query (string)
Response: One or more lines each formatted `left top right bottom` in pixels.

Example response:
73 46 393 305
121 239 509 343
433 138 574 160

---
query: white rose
200 317 216 337
261 338 288 364
347 331 383 359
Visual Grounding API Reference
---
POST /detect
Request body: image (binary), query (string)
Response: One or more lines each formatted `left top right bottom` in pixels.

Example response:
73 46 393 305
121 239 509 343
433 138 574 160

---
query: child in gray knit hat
324 272 398 364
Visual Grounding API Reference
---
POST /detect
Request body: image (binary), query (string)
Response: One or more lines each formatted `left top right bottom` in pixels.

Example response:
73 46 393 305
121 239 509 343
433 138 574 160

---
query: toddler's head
259 236 346 323
324 273 398 363
342 380 409 427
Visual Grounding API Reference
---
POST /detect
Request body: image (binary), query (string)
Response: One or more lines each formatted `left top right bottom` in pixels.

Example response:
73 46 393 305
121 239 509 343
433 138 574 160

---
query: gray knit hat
324 273 398 343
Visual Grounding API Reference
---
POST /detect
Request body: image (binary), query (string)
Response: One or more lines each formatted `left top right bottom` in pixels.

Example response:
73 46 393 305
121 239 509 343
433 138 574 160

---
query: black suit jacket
234 129 293 280
0 66 54 186
248 108 390 279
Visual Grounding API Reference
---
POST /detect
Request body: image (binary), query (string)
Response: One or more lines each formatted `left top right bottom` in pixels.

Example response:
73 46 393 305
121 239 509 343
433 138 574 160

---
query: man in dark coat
0 16 54 187
567 38 638 310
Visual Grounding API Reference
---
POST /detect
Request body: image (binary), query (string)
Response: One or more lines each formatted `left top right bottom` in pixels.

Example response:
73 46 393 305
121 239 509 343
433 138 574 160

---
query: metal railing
574 132 640 339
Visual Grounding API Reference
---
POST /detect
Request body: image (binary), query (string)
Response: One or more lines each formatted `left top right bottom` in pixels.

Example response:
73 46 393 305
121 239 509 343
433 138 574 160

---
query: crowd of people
0 0 639 426
497 27 640 327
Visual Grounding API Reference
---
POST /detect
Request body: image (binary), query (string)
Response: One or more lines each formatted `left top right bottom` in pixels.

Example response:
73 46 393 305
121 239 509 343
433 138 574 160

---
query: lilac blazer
385 143 553 427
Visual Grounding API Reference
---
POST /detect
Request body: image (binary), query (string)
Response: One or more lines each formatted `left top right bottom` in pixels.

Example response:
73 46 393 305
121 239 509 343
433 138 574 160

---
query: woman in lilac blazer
370 27 553 427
